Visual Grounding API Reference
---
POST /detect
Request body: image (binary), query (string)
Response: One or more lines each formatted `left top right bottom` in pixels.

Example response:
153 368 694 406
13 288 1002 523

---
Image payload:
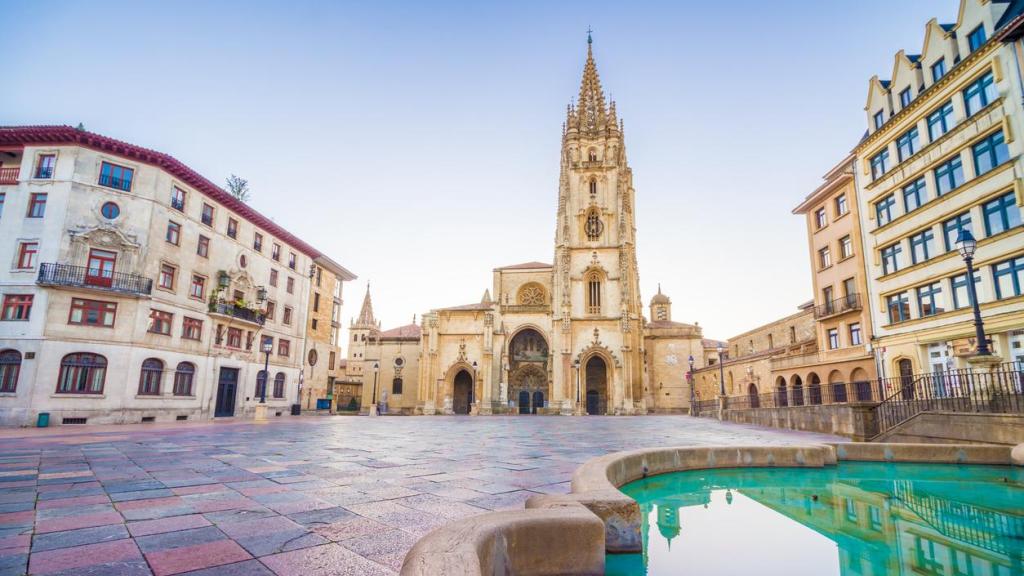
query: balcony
572 160 604 169
501 304 549 314
814 293 862 319
0 167 19 185
209 302 266 326
34 166 53 179
37 263 153 296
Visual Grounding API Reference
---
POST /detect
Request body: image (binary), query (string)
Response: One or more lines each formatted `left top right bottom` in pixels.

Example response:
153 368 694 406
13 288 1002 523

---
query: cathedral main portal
508 329 550 414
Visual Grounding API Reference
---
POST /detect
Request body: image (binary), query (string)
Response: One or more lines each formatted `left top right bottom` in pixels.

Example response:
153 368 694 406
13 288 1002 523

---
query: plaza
0 416 839 576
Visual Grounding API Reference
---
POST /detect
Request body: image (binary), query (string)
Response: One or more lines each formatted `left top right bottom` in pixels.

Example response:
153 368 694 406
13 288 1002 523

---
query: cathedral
344 37 710 415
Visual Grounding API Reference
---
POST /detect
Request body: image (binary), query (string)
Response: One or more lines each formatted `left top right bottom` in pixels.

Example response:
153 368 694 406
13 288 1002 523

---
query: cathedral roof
646 320 692 329
379 323 421 339
439 302 495 312
495 261 552 270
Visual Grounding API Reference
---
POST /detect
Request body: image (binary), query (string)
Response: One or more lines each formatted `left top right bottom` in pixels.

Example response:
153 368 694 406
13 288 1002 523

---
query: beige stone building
300 257 355 412
855 0 1024 381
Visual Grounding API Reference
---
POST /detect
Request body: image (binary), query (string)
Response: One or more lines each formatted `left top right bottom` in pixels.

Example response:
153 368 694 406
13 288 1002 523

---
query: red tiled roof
495 261 552 270
379 323 421 339
0 125 340 262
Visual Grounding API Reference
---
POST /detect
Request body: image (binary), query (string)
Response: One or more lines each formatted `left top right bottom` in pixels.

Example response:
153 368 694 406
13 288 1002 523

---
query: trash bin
36 412 49 428
290 404 301 416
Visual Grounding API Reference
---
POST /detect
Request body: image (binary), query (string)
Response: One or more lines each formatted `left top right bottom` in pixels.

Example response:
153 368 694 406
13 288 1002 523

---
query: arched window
256 370 268 398
0 350 21 393
138 359 163 395
57 353 107 394
587 149 598 162
588 179 597 195
392 377 403 395
586 273 602 315
585 208 603 241
173 362 195 396
273 372 285 398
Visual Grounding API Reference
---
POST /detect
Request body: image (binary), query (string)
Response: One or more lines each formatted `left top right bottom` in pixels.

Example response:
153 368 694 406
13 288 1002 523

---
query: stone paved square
0 416 841 575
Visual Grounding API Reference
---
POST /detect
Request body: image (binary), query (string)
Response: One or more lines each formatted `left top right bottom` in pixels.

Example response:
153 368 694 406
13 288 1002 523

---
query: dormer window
873 110 884 130
968 25 986 53
931 58 946 82
899 88 911 108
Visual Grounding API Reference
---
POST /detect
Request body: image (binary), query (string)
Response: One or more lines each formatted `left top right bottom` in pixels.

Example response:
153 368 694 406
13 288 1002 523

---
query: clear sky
1 0 957 341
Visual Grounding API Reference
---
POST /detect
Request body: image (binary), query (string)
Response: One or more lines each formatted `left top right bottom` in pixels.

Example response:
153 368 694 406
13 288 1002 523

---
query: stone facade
301 258 355 412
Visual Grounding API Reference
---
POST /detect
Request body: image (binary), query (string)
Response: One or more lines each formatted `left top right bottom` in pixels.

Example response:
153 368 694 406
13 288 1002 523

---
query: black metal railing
209 302 266 326
34 166 54 179
37 263 152 296
814 293 862 319
692 398 719 416
98 174 132 191
170 197 185 211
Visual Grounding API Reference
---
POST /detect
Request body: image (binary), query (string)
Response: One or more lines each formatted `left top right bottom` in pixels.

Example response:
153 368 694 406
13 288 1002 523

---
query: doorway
531 390 544 414
215 367 239 417
898 358 914 400
453 370 473 415
585 356 607 415
86 249 116 288
518 390 530 414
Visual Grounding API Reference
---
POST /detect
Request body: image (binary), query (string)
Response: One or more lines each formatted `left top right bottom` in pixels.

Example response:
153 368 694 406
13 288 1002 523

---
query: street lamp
716 344 726 396
955 229 991 356
260 340 273 403
471 361 478 409
370 362 380 416
687 355 695 417
573 358 581 415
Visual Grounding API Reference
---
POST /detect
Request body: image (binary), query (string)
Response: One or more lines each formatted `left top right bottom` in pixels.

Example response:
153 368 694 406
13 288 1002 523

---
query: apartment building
855 0 1024 380
301 258 355 411
0 125 354 425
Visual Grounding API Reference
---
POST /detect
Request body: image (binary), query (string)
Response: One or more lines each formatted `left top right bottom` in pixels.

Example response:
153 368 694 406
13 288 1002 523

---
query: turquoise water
607 462 1024 576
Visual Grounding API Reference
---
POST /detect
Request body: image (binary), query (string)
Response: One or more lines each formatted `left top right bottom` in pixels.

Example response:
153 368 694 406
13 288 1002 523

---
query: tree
225 174 250 203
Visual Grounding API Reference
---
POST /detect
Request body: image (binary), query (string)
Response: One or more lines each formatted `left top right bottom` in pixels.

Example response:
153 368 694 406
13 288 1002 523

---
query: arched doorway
585 356 608 415
808 372 822 405
508 329 549 415
748 383 759 408
828 370 847 403
776 376 788 407
532 391 544 414
791 375 804 406
518 391 530 414
898 358 914 400
453 370 473 415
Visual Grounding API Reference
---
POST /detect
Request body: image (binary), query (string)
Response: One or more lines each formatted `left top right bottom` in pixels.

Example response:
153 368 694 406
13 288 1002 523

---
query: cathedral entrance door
453 370 473 415
585 356 608 415
532 391 544 414
518 391 530 414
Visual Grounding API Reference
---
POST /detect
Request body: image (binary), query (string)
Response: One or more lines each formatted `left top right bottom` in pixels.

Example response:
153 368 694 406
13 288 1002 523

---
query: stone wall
878 411 1024 445
719 403 880 441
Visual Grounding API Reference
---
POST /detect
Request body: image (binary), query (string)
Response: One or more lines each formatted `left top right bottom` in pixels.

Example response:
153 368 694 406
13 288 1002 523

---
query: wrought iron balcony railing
0 167 19 185
98 174 132 191
37 263 153 296
209 302 266 326
34 166 54 179
814 293 862 319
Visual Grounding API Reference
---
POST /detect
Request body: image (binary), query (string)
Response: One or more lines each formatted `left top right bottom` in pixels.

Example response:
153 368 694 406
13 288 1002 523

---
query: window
253 232 263 252
586 274 602 314
227 218 238 239
0 350 20 393
68 298 116 327
148 309 173 335
313 293 320 312
26 193 46 218
392 377 403 395
98 162 133 191
266 301 276 321
952 271 982 309
171 187 186 211
226 327 243 348
278 339 290 357
934 156 964 196
840 235 853 259
35 154 55 179
973 130 1009 176
902 178 928 213
815 208 827 229
887 292 911 324
881 243 903 275
873 110 884 129
315 267 322 287
288 252 297 270
197 235 210 258
269 269 278 287
931 58 946 83
182 317 203 341
329 351 336 370
835 194 848 216
899 87 911 108
256 370 268 398
0 193 5 218
943 212 972 252
843 277 856 298
158 264 176 291
1 295 33 321
201 203 214 226
827 328 839 350
870 149 890 180
57 353 107 394
273 372 285 398
967 24 986 53
993 256 1024 299
283 306 292 325
927 101 954 141
189 275 206 299
875 195 896 226
984 192 1022 236
896 128 919 162
272 243 281 261
166 221 181 245
286 277 295 294
138 359 163 395
916 282 945 317
173 362 195 396
849 323 862 346
909 229 935 264
85 249 115 286
101 202 120 219
963 72 997 116
819 247 832 269
16 242 38 269
311 318 318 330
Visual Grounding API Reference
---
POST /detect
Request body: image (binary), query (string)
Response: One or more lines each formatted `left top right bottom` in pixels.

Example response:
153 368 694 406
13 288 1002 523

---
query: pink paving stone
115 496 183 511
0 511 34 526
37 471 92 480
0 480 36 488
0 534 29 550
28 539 142 575
186 497 255 513
259 543 395 576
37 481 101 492
171 484 227 496
144 539 251 576
235 485 289 496
127 514 212 537
37 494 111 510
35 511 124 534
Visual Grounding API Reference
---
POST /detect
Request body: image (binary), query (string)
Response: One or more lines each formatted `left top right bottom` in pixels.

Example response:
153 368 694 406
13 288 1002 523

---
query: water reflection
609 462 1024 576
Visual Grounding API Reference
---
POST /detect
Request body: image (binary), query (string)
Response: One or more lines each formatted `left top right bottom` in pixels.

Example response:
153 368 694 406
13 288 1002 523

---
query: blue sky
2 0 955 339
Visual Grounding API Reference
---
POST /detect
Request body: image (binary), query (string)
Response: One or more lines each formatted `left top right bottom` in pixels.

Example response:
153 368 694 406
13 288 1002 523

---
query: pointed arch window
589 179 597 196
585 208 603 241
586 272 602 315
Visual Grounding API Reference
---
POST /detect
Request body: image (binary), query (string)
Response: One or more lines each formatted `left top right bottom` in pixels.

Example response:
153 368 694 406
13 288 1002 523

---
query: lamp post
369 362 380 416
716 344 726 396
260 340 272 403
955 229 991 356
471 361 478 414
573 358 581 415
687 355 695 417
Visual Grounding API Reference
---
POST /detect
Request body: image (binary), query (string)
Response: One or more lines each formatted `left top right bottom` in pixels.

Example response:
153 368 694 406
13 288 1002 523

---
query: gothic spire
575 30 608 134
354 283 376 327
